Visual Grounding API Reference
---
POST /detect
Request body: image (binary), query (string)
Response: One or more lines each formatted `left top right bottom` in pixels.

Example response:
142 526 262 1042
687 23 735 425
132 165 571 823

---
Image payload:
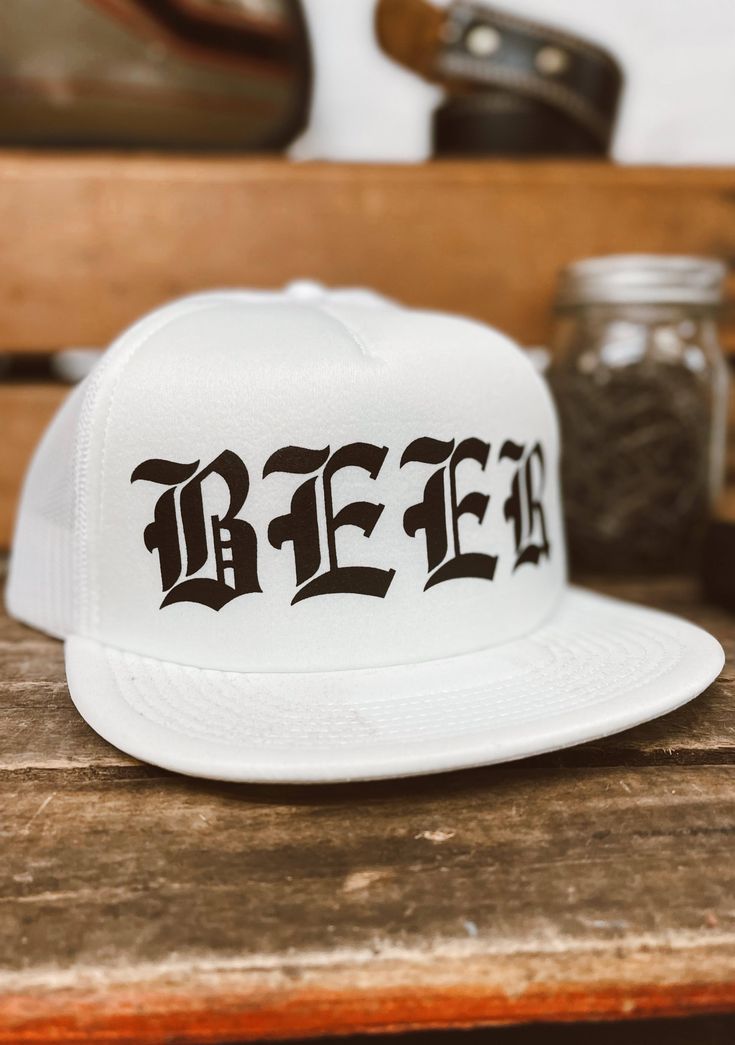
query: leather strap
433 1 622 149
433 91 605 156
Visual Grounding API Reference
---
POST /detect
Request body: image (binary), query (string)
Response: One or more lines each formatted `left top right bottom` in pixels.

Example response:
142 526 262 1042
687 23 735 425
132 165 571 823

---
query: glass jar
547 254 728 574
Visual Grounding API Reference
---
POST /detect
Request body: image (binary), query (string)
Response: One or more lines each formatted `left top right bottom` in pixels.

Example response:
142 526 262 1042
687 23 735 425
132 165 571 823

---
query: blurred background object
376 0 623 157
0 0 311 149
3 0 734 162
548 255 728 575
293 0 735 164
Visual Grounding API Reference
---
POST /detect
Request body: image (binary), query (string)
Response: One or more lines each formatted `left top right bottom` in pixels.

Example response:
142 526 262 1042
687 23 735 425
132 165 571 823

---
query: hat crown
13 289 566 671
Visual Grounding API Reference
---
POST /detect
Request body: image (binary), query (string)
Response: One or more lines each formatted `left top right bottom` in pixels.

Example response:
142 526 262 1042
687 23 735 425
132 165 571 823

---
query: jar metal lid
557 254 726 307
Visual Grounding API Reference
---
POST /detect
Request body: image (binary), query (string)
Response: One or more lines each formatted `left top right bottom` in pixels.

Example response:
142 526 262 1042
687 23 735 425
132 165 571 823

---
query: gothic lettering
263 442 396 604
499 440 551 571
132 433 553 610
401 436 497 589
131 450 261 610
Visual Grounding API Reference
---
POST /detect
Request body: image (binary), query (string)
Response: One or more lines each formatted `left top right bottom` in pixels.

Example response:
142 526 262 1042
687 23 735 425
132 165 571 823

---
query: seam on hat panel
73 585 662 680
96 616 691 751
314 301 377 361
76 300 234 635
73 349 125 634
94 605 676 707
99 621 681 750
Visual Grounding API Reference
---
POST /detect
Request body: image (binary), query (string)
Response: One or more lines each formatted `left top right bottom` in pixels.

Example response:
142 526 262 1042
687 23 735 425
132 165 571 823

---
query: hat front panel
83 299 565 671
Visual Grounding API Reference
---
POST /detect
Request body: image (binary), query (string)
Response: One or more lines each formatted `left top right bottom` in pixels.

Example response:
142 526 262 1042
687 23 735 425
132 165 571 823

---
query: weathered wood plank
2 558 735 1038
2 958 734 1044
283 1021 735 1045
1 765 734 1041
198 1020 735 1045
1 155 734 353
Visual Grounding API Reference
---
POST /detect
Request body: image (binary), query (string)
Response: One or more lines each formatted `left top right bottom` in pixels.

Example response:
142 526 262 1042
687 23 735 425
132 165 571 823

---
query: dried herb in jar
547 255 728 574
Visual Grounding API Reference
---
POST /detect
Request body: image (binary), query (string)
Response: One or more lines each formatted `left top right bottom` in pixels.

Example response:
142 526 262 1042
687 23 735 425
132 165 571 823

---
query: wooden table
1 559 734 1044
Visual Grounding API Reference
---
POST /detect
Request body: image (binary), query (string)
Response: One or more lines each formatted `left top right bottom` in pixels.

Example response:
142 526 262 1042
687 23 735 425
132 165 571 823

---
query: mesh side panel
5 381 87 639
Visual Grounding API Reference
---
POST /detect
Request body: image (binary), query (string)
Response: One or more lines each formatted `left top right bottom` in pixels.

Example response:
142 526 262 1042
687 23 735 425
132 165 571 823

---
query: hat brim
64 587 724 783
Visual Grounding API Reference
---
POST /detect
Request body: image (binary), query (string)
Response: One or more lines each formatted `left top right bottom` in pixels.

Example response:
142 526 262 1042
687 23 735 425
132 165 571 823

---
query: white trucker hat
7 283 724 782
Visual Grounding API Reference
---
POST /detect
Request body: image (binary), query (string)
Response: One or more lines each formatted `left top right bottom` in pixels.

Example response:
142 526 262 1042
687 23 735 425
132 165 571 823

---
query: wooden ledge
0 153 733 353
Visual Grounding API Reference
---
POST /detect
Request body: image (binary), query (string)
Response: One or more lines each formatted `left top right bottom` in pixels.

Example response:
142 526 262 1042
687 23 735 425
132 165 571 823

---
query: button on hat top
7 286 723 783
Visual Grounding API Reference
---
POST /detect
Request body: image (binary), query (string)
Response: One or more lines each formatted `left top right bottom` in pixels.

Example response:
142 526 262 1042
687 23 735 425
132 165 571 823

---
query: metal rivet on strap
535 45 569 75
465 25 501 57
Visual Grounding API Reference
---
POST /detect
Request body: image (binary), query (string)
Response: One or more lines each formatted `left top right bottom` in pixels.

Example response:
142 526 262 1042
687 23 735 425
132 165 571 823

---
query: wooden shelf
1 153 733 352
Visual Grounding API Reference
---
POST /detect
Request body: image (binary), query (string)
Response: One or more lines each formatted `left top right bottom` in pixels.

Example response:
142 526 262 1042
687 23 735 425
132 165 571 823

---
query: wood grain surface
1 561 734 1043
0 155 733 353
